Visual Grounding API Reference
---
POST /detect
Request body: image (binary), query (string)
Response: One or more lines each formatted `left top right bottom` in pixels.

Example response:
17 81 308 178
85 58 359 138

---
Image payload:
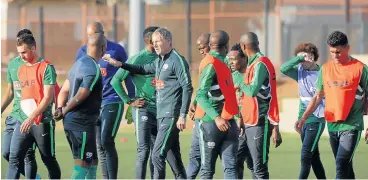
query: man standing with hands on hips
104 27 193 179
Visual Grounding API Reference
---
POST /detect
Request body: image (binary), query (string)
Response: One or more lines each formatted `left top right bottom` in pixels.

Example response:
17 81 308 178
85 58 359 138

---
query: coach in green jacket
105 28 193 179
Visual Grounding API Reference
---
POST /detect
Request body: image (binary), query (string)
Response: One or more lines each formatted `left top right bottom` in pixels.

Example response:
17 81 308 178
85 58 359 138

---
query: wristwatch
126 99 134 105
56 107 63 113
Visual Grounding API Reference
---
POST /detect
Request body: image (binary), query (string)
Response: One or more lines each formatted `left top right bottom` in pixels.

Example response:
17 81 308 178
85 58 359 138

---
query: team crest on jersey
163 64 169 71
309 87 316 93
155 79 165 89
104 54 111 59
13 81 21 90
100 68 107 77
236 89 243 106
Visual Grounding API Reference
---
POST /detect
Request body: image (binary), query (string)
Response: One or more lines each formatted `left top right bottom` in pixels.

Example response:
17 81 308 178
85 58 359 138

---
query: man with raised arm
105 28 192 179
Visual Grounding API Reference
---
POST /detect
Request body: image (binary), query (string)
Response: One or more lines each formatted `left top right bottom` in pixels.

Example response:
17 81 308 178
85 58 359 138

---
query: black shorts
64 129 97 162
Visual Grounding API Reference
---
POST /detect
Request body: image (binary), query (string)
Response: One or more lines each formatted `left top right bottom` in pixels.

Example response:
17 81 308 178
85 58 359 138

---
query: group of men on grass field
1 21 368 179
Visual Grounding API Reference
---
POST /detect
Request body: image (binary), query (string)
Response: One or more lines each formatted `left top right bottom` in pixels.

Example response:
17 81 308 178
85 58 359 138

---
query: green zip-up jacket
111 48 157 114
234 52 272 125
120 49 193 119
280 55 324 124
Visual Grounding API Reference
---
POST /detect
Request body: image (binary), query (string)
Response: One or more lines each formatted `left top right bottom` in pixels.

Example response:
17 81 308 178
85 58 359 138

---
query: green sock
71 165 88 179
85 165 97 179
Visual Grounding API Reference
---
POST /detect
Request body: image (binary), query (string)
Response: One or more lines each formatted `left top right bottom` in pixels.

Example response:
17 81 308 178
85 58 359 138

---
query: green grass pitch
1 128 367 179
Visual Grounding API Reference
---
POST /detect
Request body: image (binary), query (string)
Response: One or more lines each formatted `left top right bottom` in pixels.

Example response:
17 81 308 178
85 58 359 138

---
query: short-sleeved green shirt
111 48 157 114
232 71 245 119
316 62 368 132
7 57 57 123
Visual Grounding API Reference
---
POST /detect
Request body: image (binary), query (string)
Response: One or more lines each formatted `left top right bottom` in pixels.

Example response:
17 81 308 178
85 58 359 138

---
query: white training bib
20 99 37 117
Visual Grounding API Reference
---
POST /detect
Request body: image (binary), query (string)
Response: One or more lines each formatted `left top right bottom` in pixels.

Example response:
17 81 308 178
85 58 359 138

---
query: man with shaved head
196 32 210 58
54 33 106 179
193 30 239 179
185 32 211 179
75 21 134 179
235 32 282 179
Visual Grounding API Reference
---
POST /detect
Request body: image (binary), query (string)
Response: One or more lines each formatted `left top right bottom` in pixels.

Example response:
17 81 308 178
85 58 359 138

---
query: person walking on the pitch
105 27 193 179
6 33 61 179
75 22 134 179
234 32 282 179
54 33 106 179
1 29 40 179
111 26 187 179
297 31 368 179
229 43 257 179
194 30 239 179
186 32 210 179
281 42 326 179
186 33 235 179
